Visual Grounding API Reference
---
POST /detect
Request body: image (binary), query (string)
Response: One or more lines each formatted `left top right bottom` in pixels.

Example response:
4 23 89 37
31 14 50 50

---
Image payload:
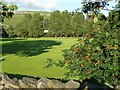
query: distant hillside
4 11 51 26
15 11 51 16
4 14 24 26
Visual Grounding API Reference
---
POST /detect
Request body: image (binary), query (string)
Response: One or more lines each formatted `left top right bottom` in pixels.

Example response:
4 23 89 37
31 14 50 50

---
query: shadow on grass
2 40 61 56
7 72 69 82
6 73 67 82
1 38 25 41
6 73 113 90
7 73 40 80
6 73 67 83
0 58 5 62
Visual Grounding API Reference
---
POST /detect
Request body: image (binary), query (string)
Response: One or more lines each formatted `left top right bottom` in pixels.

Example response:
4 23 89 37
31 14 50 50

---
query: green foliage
107 10 120 29
81 0 110 15
47 23 119 86
1 2 18 23
48 10 93 37
71 12 85 37
60 10 72 37
46 5 119 86
32 12 44 37
14 13 44 38
1 2 18 38
14 22 28 38
6 26 15 37
48 10 62 37
3 9 100 38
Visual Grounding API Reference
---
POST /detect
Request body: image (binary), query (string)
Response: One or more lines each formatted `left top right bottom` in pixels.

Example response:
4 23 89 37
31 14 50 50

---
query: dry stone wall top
0 73 80 90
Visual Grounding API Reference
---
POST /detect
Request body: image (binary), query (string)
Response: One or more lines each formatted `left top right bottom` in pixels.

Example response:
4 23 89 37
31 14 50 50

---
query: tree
43 19 50 30
46 0 119 88
1 2 18 23
14 14 32 38
61 10 72 37
0 2 18 38
14 12 44 38
32 12 44 38
6 26 15 37
49 10 62 37
71 12 85 37
81 0 110 15
23 14 32 37
14 22 28 38
97 13 106 21
81 0 111 21
107 1 120 29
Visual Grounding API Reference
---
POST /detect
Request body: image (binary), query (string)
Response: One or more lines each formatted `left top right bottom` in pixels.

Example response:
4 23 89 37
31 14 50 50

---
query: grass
1 37 78 78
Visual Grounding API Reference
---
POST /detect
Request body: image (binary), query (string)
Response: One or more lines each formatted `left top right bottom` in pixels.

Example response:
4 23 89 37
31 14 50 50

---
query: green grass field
4 12 50 26
1 37 78 78
4 14 24 26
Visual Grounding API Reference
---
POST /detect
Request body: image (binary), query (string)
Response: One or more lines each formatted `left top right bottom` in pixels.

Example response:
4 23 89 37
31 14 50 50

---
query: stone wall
0 73 119 90
0 73 80 90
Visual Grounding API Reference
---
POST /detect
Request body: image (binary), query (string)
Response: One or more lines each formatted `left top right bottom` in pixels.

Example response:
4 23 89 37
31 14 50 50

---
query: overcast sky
3 0 117 16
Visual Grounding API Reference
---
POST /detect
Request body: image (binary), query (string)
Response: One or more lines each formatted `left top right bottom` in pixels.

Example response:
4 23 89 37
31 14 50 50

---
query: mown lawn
1 37 78 78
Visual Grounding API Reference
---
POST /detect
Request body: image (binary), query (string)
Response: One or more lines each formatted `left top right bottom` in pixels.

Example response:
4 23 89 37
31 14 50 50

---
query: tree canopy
0 2 18 37
0 2 18 23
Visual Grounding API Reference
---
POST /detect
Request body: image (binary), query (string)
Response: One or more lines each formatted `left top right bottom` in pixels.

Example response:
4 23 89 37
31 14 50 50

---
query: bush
46 24 119 86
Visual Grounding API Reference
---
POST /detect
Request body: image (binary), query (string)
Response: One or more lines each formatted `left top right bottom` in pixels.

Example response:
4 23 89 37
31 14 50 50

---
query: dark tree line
5 10 94 38
2 0 120 38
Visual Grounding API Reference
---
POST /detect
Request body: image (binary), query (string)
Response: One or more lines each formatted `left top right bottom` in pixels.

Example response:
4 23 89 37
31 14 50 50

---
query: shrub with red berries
46 21 119 87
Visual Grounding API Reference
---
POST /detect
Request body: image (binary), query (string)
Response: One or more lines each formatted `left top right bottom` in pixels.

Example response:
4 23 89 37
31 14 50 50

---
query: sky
3 0 117 16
